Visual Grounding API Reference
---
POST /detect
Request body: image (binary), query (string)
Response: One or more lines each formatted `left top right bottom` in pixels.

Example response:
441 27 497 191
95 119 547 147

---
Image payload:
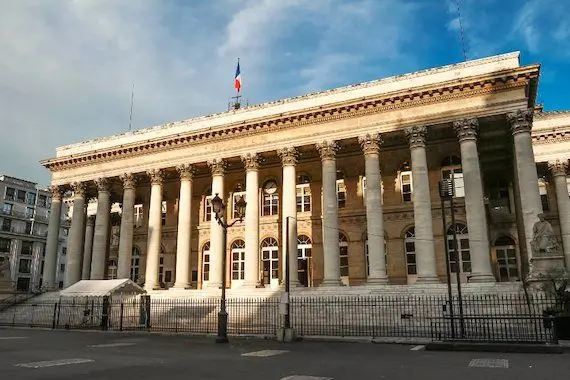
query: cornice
532 130 570 145
42 67 537 172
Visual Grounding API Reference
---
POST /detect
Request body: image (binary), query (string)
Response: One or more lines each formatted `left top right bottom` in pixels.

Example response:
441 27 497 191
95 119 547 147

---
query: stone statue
531 213 560 256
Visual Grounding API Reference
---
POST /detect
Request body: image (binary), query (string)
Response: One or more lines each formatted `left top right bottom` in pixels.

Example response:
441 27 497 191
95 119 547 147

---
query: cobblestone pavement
0 328 568 380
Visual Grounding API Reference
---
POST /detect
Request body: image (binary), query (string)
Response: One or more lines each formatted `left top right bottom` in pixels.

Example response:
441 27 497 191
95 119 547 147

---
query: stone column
507 109 543 260
241 153 261 288
144 169 164 291
454 119 494 282
359 133 388 283
43 185 63 289
64 182 86 288
316 140 342 286
90 178 111 280
206 159 226 289
278 147 300 287
117 173 137 279
81 215 95 280
404 127 439 283
173 164 195 289
549 159 570 270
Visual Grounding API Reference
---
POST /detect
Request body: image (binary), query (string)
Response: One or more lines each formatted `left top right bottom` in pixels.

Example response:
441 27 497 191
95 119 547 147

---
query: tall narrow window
441 155 464 198
202 242 210 282
495 236 518 282
130 247 141 283
134 204 143 227
204 195 213 221
107 259 117 279
261 237 279 283
262 180 279 216
232 191 246 219
296 175 311 213
400 161 413 203
404 227 417 276
297 235 312 287
336 171 347 208
339 233 349 277
538 179 549 212
447 223 471 274
231 240 246 280
161 201 167 226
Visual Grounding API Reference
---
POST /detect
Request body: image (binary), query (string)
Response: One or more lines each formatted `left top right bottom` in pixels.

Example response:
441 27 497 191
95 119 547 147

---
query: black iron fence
0 292 560 343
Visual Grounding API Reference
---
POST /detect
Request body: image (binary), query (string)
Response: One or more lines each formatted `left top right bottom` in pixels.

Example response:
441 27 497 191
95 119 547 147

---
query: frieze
43 71 535 172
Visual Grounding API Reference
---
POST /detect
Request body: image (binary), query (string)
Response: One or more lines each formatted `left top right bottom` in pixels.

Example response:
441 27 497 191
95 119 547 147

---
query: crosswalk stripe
241 349 289 357
15 358 94 369
410 345 425 351
88 343 136 348
0 337 28 340
280 376 333 380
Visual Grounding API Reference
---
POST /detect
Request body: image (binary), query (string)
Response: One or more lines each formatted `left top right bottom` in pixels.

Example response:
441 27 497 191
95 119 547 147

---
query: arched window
130 246 140 283
231 239 246 281
404 227 417 276
296 175 311 213
441 155 464 198
400 162 413 203
447 223 470 274
336 171 347 208
204 187 213 222
297 235 312 287
339 233 349 277
495 236 518 282
261 237 279 283
202 242 210 282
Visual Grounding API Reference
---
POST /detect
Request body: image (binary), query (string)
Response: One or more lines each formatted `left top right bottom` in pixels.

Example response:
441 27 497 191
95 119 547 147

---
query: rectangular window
296 184 311 213
60 264 65 272
262 194 279 216
336 179 347 208
38 195 47 207
1 218 11 232
134 204 143 227
232 191 246 219
5 187 15 201
161 201 167 226
339 243 349 277
62 247 67 256
204 196 212 222
231 249 245 280
16 277 30 292
20 241 33 255
0 238 11 252
2 203 13 215
27 193 36 206
107 259 117 279
442 169 465 198
26 207 34 218
25 221 32 234
18 258 32 274
401 171 413 202
17 190 26 203
538 180 549 212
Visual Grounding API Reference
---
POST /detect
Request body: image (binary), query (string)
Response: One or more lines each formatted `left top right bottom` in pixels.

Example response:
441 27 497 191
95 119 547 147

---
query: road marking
281 377 333 380
15 358 94 369
241 349 289 357
88 342 136 348
0 337 28 340
410 345 425 351
469 358 509 368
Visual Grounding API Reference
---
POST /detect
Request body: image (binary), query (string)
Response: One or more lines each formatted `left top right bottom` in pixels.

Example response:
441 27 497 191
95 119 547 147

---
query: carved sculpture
531 213 561 257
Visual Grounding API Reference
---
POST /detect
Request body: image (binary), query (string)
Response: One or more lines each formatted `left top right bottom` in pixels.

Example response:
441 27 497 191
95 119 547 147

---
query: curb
426 341 565 354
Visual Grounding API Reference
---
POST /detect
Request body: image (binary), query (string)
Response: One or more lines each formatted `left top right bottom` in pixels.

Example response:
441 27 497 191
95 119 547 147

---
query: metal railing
0 292 561 343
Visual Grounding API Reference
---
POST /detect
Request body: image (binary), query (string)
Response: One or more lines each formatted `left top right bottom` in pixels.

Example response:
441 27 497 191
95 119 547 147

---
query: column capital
316 140 339 161
119 173 137 190
94 177 110 192
358 133 382 156
507 108 534 135
48 185 64 201
207 158 227 176
404 126 428 149
241 152 260 170
71 182 87 197
277 147 298 166
453 118 479 142
176 164 196 180
147 169 164 185
548 159 569 177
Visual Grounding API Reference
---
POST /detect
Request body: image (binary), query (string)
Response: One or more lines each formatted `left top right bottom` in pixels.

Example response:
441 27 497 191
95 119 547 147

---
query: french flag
234 60 242 93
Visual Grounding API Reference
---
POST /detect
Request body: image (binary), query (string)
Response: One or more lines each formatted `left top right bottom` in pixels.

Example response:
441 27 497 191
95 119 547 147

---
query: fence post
52 302 58 329
101 296 110 331
140 294 151 330
119 301 124 331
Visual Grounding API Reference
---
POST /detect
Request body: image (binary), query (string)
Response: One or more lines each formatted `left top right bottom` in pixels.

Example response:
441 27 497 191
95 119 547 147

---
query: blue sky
0 0 568 186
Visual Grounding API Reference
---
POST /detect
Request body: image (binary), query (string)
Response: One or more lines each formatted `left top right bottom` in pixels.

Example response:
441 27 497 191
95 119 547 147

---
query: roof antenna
456 0 468 61
128 83 135 131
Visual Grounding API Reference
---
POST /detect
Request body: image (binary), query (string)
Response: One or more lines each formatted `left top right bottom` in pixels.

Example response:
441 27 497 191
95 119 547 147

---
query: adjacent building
0 175 69 291
40 52 570 293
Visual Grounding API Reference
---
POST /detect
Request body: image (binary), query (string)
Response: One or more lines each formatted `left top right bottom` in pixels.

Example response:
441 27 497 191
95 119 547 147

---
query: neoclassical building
40 52 570 292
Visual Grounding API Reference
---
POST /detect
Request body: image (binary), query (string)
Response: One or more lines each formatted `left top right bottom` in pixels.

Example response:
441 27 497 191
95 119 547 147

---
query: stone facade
40 52 570 293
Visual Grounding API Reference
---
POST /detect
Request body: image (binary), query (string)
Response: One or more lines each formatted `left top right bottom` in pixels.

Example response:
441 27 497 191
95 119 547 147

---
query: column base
415 276 440 284
144 283 161 291
366 277 389 285
466 273 496 283
172 283 192 290
319 279 343 287
203 281 223 289
241 281 262 289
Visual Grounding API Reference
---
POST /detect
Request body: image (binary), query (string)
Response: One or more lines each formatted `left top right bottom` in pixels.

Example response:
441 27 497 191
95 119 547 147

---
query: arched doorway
447 223 471 282
261 237 279 288
201 241 210 285
230 239 246 287
297 235 312 287
403 227 417 284
494 236 519 282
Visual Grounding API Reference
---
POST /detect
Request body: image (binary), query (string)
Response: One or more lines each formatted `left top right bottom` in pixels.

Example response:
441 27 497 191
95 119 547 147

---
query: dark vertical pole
143 294 151 330
440 193 456 339
216 220 229 343
52 302 58 329
449 173 465 337
101 296 109 331
119 301 124 331
284 216 291 329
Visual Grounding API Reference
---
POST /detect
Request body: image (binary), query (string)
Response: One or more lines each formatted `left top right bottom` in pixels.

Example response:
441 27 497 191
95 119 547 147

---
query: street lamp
211 192 246 344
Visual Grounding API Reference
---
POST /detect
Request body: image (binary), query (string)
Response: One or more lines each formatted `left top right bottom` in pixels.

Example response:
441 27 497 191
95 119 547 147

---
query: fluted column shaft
317 141 342 286
206 159 226 288
404 127 439 283
549 160 570 270
64 182 86 288
90 178 111 280
359 134 388 283
81 215 95 280
278 148 300 287
454 119 494 282
144 170 164 291
508 109 544 260
117 174 137 279
242 154 260 287
43 186 63 289
174 165 194 289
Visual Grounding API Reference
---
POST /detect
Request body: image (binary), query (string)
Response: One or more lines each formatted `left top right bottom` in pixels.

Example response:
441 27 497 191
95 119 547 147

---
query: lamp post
211 192 246 344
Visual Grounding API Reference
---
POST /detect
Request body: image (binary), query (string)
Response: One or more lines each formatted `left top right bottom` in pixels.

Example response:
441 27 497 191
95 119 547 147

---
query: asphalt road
0 328 568 380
